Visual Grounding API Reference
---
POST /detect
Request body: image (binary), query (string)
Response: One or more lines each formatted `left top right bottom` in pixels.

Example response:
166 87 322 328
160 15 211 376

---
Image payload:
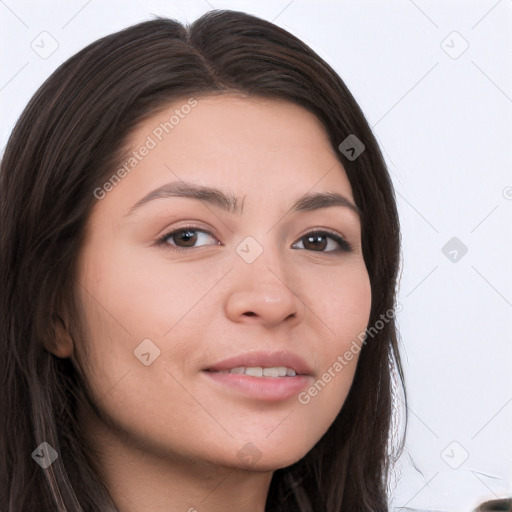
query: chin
229 440 314 473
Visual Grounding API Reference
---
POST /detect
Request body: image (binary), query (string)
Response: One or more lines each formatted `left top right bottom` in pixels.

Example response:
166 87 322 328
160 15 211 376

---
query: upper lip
204 350 313 376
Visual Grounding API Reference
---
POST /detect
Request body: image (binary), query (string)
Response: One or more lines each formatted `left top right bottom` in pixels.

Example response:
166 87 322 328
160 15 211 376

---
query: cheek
79 238 226 341
306 257 372 344
293 260 372 427
74 244 232 457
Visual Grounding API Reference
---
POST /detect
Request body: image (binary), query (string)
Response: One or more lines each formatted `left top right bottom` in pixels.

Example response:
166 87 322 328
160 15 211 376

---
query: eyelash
155 224 353 254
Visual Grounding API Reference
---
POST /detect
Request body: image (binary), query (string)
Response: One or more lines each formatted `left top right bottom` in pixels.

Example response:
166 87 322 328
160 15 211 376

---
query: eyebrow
125 181 360 218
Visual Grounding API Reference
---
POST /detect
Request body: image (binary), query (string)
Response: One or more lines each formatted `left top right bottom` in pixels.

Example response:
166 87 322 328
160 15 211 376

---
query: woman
0 9 405 512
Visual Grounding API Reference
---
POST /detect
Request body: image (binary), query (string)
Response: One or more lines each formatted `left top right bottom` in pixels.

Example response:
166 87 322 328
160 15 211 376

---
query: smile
207 366 297 377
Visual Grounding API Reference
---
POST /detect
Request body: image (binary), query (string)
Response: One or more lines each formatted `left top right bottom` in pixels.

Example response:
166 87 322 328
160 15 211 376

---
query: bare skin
51 94 372 511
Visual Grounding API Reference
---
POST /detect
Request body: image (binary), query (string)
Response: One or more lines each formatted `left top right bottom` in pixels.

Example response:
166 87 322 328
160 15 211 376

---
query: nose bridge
226 231 301 325
235 232 288 287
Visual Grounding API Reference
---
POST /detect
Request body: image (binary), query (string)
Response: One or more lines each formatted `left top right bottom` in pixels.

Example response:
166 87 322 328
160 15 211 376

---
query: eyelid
155 224 353 253
293 228 353 253
155 224 220 250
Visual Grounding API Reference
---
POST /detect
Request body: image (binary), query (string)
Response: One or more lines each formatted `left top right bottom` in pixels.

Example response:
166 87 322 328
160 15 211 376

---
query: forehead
129 93 333 152
92 94 355 222
128 94 349 184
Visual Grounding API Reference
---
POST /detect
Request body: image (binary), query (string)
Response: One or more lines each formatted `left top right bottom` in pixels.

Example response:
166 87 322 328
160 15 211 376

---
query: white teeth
263 367 279 377
276 366 288 377
245 367 263 377
222 366 297 377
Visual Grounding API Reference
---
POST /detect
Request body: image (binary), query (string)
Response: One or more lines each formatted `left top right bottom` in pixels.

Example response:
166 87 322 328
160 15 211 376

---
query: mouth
202 351 314 402
204 366 300 377
203 350 313 376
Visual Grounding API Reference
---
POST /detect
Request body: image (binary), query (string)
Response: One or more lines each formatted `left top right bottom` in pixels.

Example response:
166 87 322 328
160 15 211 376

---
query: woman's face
74 94 371 471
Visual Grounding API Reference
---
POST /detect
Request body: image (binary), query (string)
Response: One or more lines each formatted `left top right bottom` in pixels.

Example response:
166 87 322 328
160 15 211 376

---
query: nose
224 248 303 328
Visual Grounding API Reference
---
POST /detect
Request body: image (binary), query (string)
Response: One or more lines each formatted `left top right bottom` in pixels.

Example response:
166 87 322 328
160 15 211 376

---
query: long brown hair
0 10 406 511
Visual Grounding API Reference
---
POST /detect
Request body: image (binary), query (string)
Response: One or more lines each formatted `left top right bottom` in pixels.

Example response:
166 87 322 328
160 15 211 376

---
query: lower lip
202 371 312 402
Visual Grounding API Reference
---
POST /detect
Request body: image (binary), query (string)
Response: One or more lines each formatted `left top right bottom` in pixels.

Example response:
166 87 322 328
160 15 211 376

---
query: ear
43 311 74 359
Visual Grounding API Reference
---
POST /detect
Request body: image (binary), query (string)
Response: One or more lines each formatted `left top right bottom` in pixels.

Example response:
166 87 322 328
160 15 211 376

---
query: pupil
305 234 326 251
178 229 197 247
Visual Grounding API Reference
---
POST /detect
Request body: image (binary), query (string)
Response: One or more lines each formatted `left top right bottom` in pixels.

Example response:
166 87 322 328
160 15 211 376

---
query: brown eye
156 227 351 254
303 233 328 251
172 228 198 247
157 226 220 252
293 231 352 253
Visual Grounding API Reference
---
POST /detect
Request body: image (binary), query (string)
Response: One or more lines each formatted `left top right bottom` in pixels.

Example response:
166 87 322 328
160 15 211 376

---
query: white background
1 1 511 511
